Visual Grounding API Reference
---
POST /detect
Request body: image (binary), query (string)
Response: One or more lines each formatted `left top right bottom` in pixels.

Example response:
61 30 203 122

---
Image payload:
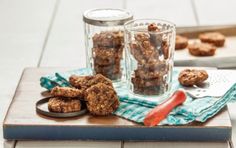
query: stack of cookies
49 74 120 115
69 74 120 115
49 86 83 113
130 23 169 95
92 31 124 80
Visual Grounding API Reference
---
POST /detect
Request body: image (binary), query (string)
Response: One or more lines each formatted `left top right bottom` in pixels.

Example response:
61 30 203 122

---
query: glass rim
83 8 133 26
124 18 176 34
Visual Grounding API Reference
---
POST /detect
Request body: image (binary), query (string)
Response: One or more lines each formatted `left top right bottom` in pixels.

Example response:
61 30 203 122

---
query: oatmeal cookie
94 61 120 73
130 40 158 63
85 83 119 115
178 69 208 86
148 23 159 32
131 76 163 88
134 68 163 79
50 86 83 98
188 42 216 56
92 31 124 48
139 59 168 71
175 35 188 50
161 40 169 59
199 32 225 47
69 74 113 90
148 23 163 47
134 32 150 42
48 97 81 113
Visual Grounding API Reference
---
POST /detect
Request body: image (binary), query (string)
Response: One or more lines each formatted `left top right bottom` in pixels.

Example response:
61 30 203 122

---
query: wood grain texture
194 0 236 26
40 0 124 67
126 0 197 27
124 141 231 148
3 68 232 141
15 141 121 148
2 141 15 148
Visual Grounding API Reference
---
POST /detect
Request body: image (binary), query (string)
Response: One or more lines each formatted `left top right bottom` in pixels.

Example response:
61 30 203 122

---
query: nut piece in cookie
50 86 83 98
69 74 113 90
48 97 81 113
199 32 225 47
178 69 208 87
85 83 119 115
188 42 216 56
175 35 188 50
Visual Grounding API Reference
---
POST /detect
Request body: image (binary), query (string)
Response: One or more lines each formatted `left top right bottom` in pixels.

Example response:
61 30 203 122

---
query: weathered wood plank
126 0 197 27
2 140 15 148
40 0 124 67
15 141 121 148
124 141 231 148
194 0 236 26
0 0 57 147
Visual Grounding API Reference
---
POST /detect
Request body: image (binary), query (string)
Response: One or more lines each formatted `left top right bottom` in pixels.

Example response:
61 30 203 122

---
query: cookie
161 40 169 59
178 69 208 86
147 23 163 47
69 74 113 90
92 31 124 48
199 32 225 47
85 83 119 115
134 33 150 42
131 76 163 88
130 40 158 63
50 86 83 98
188 42 216 56
175 35 188 50
139 59 168 71
134 68 162 79
130 42 146 63
94 63 120 74
48 97 81 113
148 23 159 32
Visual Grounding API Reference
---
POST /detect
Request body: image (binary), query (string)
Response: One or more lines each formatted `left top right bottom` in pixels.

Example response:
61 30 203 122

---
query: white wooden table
1 0 236 147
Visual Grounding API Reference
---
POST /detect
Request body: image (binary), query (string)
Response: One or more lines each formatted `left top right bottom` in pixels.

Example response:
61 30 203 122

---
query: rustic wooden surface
1 0 236 147
3 68 232 142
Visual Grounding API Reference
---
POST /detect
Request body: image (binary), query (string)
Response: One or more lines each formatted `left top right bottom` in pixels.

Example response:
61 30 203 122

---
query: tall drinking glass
124 19 176 97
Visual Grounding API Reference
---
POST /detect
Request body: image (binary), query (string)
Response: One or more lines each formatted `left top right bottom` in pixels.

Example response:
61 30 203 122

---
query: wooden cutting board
3 68 232 141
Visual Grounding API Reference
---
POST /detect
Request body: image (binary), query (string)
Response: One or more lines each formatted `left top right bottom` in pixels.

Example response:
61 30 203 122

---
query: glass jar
83 8 133 83
124 19 176 96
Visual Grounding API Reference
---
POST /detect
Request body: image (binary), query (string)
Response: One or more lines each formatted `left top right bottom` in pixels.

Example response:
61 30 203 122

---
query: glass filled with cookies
124 19 176 97
83 8 133 84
